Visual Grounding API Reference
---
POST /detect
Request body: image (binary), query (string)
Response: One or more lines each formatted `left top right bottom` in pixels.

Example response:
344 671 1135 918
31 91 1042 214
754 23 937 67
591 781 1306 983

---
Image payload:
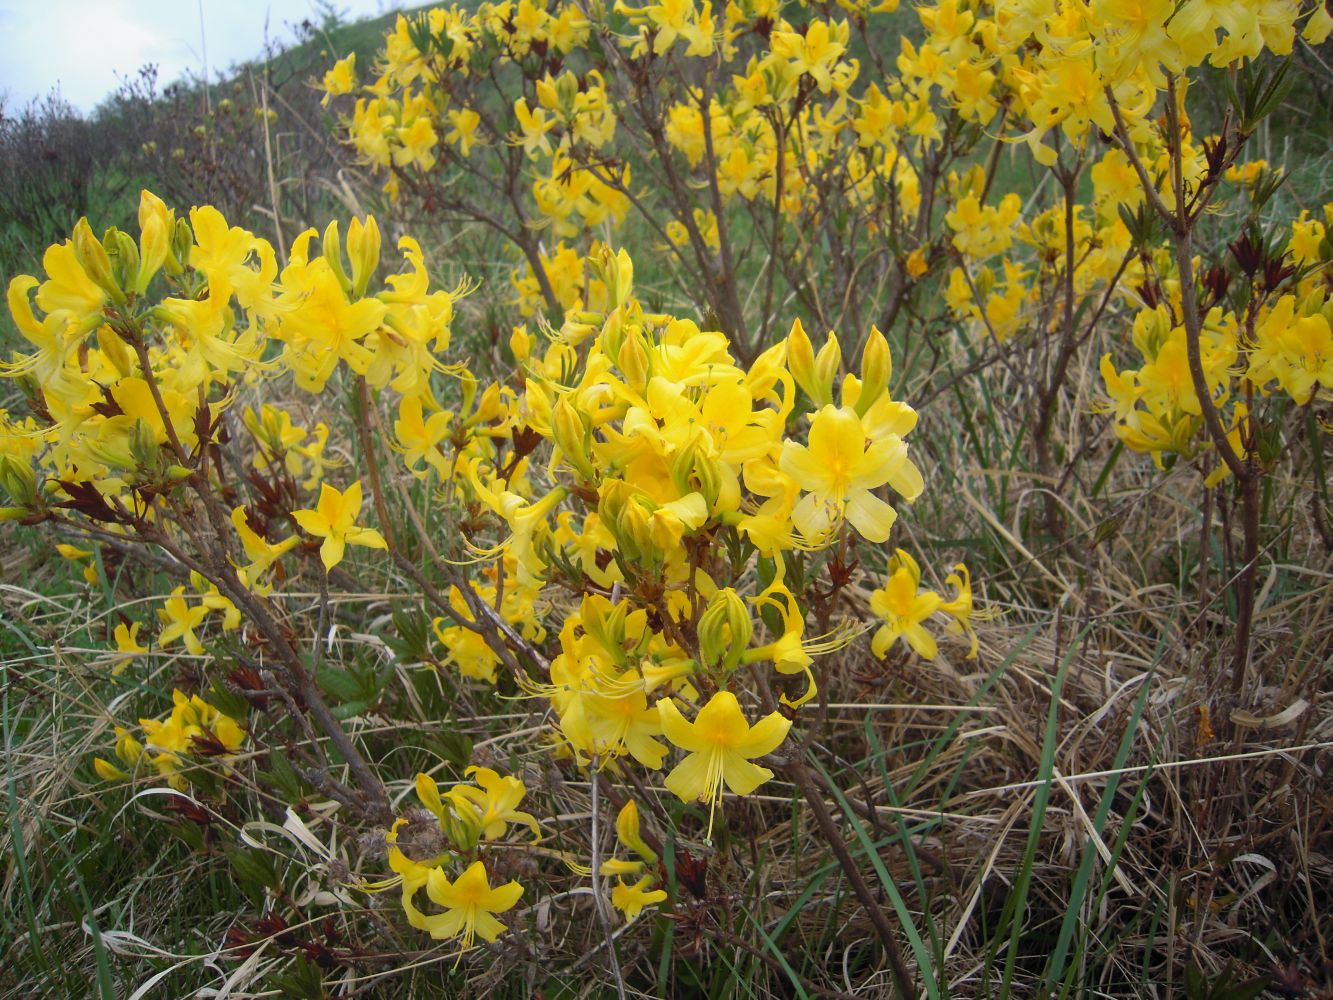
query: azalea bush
1 0 1330 996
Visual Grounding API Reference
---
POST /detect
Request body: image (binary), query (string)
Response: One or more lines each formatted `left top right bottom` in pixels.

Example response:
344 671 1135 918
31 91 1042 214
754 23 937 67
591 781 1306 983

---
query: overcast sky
0 1 394 114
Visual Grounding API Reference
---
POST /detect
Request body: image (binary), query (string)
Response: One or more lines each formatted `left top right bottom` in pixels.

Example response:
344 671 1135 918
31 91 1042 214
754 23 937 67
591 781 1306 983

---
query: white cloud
0 0 389 114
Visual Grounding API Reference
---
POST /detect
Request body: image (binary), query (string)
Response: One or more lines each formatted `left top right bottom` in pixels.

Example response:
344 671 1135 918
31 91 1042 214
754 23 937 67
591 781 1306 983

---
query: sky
0 0 393 115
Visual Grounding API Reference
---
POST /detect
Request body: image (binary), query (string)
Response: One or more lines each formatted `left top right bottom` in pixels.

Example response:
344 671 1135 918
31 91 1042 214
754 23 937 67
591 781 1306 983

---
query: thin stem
588 758 628 1000
750 667 916 998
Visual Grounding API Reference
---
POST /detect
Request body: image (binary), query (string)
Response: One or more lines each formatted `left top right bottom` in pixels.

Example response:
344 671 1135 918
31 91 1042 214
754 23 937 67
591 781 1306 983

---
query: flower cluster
1100 207 1331 478
94 689 246 790
383 767 535 947
3 194 979 955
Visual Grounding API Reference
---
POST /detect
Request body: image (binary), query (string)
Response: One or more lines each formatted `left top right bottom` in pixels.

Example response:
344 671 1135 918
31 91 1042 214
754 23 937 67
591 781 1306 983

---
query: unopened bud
321 220 353 296
812 331 842 407
347 216 381 299
171 218 193 273
73 218 124 305
553 396 597 482
615 800 657 864
129 418 161 470
96 329 133 378
617 327 651 391
855 325 891 416
137 189 172 292
106 229 141 297
0 455 37 507
696 588 751 675
786 318 820 404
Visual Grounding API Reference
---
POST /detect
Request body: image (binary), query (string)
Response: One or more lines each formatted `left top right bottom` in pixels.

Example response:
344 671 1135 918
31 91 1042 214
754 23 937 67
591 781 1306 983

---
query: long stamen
705 747 724 844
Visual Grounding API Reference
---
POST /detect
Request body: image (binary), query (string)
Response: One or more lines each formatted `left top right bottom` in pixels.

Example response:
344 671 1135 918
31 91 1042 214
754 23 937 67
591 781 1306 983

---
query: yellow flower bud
129 417 161 470
170 217 193 272
137 189 173 292
615 800 657 864
321 220 353 296
72 218 124 305
696 587 752 675
94 758 129 782
812 331 842 406
855 325 891 416
617 328 651 391
347 215 381 299
553 396 597 482
106 229 141 296
786 318 820 404
0 455 37 507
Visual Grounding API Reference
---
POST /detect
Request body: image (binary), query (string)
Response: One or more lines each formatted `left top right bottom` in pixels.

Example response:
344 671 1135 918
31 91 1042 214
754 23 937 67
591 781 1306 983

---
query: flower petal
845 490 896 543
734 710 790 759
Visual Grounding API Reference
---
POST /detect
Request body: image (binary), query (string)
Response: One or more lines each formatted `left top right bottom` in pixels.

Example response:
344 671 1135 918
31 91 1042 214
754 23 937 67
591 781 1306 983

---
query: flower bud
592 246 634 311
129 417 161 470
510 325 533 362
615 800 657 864
0 455 37 507
855 325 891 416
553 396 597 482
812 331 842 406
321 220 353 297
347 215 381 299
170 217 193 273
617 327 651 392
583 596 629 665
786 318 821 404
103 228 141 297
73 218 125 305
598 480 641 562
97 326 134 378
555 70 579 109
114 726 144 766
696 587 752 675
136 189 172 292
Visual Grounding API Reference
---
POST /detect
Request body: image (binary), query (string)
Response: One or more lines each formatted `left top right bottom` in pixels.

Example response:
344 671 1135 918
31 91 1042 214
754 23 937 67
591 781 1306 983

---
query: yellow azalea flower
111 621 149 676
780 404 923 544
658 691 791 840
393 394 453 478
443 765 541 842
612 875 668 921
157 586 211 655
230 506 300 593
292 480 387 570
940 563 980 659
320 53 357 105
869 549 943 659
411 861 524 948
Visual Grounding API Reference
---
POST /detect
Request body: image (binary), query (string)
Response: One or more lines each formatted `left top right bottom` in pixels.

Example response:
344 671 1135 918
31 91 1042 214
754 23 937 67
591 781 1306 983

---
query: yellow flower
111 621 149 675
612 876 668 921
412 861 524 948
780 404 922 544
157 587 212 655
658 691 791 840
321 53 357 105
442 766 541 842
292 480 387 570
230 507 299 593
869 550 943 659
